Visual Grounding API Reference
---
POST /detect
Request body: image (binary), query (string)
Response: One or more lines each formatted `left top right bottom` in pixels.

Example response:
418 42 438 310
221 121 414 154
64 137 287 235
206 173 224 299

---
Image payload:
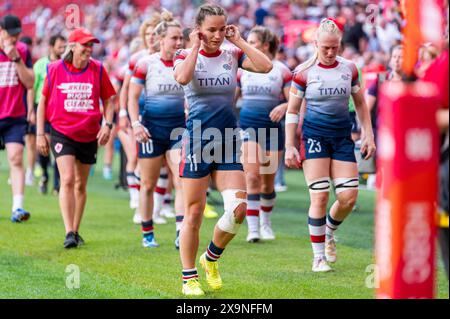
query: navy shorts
179 135 243 179
300 135 356 163
0 117 27 145
138 117 185 159
239 109 284 151
27 122 52 135
240 124 284 152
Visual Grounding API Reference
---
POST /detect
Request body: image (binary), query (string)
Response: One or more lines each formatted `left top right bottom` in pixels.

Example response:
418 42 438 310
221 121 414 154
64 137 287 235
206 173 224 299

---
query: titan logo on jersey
158 84 183 92
318 87 347 96
245 85 272 94
197 76 231 87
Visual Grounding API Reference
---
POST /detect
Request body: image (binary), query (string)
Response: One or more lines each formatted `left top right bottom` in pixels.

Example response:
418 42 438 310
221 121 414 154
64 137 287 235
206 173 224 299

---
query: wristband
131 121 142 129
119 109 128 118
286 113 300 125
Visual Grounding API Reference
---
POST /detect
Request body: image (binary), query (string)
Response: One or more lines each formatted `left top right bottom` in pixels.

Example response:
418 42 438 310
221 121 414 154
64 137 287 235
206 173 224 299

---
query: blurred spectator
341 6 368 53
254 1 269 26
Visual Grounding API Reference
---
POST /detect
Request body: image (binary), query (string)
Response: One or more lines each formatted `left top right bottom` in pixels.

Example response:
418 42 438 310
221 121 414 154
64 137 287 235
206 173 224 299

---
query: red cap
68 28 100 45
326 18 345 33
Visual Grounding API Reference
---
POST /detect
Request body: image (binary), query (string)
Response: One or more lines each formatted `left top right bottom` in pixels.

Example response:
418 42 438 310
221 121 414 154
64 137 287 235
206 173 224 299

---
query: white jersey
174 47 245 133
238 60 292 111
131 53 185 125
291 56 360 137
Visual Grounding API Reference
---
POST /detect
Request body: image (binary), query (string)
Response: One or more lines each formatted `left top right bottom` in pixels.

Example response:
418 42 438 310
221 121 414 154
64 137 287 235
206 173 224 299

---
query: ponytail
153 9 181 39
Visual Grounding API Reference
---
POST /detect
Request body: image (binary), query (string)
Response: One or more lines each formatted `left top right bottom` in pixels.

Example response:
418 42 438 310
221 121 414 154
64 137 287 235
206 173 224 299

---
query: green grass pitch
0 149 448 299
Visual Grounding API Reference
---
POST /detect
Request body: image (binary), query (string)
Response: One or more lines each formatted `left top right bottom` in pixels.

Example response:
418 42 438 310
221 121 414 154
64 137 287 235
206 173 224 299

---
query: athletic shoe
153 210 167 225
199 253 222 290
325 236 337 263
161 205 176 218
260 223 276 240
129 190 139 210
312 256 333 272
203 203 219 219
75 232 85 246
64 232 78 249
10 208 31 223
38 176 48 194
132 209 142 224
275 184 288 192
103 167 113 180
246 231 260 243
182 278 205 296
25 169 34 186
142 235 159 248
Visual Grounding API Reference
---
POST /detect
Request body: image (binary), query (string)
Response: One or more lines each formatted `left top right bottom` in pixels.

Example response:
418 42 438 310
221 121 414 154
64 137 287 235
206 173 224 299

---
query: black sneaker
75 232 85 246
64 232 78 249
38 176 48 194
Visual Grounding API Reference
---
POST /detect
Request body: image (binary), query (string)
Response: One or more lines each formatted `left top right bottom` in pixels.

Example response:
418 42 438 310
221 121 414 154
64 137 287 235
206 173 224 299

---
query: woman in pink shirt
36 28 116 249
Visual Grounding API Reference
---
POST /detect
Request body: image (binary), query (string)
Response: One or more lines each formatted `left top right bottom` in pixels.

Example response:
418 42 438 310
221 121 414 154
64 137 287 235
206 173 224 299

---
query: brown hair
195 3 227 27
249 26 280 57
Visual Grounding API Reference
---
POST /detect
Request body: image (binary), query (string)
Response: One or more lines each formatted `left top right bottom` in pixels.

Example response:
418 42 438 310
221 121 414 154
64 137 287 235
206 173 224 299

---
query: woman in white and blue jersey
128 11 185 249
173 4 272 296
117 14 161 217
285 18 376 272
236 26 292 243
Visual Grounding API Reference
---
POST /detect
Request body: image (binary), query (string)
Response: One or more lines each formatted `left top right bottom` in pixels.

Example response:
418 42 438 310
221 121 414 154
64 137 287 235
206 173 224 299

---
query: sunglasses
80 42 94 48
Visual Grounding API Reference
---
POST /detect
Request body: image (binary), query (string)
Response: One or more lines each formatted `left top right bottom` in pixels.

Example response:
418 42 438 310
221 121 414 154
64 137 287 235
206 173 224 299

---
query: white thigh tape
307 178 331 193
333 178 359 194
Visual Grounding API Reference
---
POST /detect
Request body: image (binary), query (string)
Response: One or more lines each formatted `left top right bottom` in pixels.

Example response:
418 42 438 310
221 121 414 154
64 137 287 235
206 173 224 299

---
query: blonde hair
296 18 343 73
154 9 181 39
62 42 76 63
129 37 143 55
139 12 162 49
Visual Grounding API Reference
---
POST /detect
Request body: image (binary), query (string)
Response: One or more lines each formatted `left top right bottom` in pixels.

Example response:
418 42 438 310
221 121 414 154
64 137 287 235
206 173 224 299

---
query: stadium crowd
23 0 402 76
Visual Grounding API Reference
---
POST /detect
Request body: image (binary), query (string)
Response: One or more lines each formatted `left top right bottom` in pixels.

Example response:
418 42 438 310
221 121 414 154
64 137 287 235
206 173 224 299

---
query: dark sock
205 240 224 262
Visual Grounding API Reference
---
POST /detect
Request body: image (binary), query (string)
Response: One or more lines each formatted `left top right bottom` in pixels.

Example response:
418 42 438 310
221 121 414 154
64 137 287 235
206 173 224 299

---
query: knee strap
333 177 359 194
307 178 331 194
217 189 247 234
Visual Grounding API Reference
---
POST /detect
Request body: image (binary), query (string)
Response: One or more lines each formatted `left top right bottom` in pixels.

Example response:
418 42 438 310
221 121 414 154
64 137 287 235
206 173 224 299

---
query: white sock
309 217 326 259
176 215 184 232
154 168 168 215
246 194 260 233
12 195 24 211
246 216 259 233
260 193 275 226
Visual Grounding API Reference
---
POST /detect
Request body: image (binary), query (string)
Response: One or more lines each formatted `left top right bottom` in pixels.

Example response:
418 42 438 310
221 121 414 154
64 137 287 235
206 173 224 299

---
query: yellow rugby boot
203 203 219 219
182 278 205 296
199 253 222 290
